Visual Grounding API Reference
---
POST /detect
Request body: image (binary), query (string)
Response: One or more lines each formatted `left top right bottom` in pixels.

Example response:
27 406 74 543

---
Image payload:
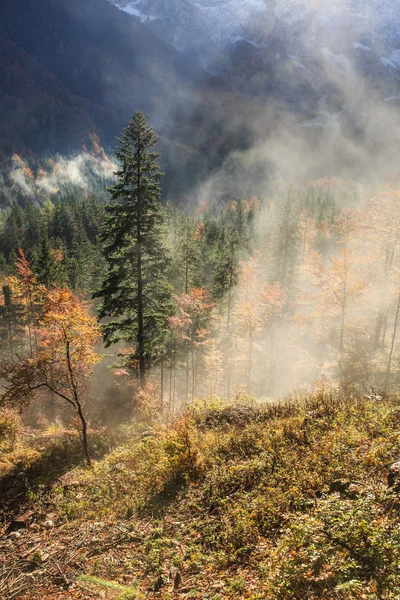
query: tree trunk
192 346 199 400
185 354 189 403
248 327 253 393
136 244 145 388
302 220 308 263
66 340 91 465
173 364 176 413
384 292 400 392
77 402 91 466
280 190 292 288
226 353 232 401
160 331 164 405
375 246 391 350
269 321 276 396
185 226 189 294
7 316 14 364
169 366 172 413
136 141 146 387
339 252 348 363
226 252 233 401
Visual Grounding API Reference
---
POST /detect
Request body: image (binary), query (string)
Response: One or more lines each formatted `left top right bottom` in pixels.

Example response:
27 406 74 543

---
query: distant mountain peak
108 0 277 68
109 0 400 66
108 0 400 118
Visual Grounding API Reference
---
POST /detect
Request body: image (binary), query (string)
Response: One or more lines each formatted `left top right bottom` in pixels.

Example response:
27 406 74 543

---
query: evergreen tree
68 225 95 291
52 200 74 247
0 284 24 362
24 201 42 250
41 199 55 236
33 234 64 287
3 202 24 258
95 111 173 386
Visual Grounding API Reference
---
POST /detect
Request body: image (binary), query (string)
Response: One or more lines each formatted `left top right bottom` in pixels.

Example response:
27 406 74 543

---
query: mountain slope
0 33 105 159
109 0 400 69
109 0 275 69
109 0 400 101
0 0 256 199
1 393 400 598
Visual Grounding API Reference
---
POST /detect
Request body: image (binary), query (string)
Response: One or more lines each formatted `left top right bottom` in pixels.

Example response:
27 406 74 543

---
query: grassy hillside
1 391 400 598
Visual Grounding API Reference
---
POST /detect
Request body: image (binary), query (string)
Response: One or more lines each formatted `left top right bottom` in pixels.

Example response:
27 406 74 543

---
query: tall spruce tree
95 111 172 386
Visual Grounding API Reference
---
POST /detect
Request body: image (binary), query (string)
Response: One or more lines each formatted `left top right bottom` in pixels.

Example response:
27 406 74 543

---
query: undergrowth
2 390 400 598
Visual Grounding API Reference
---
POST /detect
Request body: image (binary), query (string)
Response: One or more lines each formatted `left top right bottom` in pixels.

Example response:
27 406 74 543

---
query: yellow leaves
31 287 101 386
194 221 205 241
333 209 358 241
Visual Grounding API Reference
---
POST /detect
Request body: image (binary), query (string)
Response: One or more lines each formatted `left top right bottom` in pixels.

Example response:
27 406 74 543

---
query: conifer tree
68 225 94 291
3 202 24 258
34 234 64 288
95 111 172 387
24 201 42 250
0 284 24 362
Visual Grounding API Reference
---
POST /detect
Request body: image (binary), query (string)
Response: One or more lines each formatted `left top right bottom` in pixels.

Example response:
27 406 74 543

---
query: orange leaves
175 287 214 319
333 209 358 241
15 248 34 284
168 288 214 345
233 253 286 335
52 248 64 263
11 153 24 167
38 287 100 371
234 298 263 334
14 248 46 309
0 284 102 411
194 221 205 241
260 283 287 324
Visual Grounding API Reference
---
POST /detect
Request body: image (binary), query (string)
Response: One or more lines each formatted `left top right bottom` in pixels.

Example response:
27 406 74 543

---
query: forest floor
1 391 400 599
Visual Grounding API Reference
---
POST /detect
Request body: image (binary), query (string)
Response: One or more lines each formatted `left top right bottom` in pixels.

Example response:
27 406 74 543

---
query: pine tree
95 111 173 387
68 224 94 291
33 235 65 288
0 284 24 362
52 200 74 247
3 202 24 258
24 201 42 250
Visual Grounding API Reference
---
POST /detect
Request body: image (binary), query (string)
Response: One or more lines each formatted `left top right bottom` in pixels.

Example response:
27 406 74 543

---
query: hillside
2 0 400 202
0 34 108 160
109 0 400 98
1 391 400 599
0 0 256 199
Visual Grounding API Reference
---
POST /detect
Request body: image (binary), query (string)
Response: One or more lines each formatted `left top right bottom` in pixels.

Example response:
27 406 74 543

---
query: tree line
0 110 399 461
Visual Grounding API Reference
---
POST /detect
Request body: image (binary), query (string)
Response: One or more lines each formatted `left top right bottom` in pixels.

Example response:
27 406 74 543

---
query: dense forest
1 113 400 441
2 111 400 599
3 0 400 596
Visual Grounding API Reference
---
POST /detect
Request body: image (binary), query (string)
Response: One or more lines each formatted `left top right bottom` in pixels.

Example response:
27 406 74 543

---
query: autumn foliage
0 268 100 462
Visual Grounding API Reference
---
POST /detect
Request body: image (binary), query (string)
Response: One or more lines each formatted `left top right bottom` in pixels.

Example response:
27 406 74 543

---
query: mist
3 0 400 418
133 0 400 407
4 141 116 205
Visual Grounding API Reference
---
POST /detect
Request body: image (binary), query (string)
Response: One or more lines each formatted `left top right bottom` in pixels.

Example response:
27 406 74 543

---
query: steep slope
109 0 400 100
109 0 275 69
109 0 276 69
0 34 106 159
0 0 256 199
1 393 400 598
109 0 400 68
